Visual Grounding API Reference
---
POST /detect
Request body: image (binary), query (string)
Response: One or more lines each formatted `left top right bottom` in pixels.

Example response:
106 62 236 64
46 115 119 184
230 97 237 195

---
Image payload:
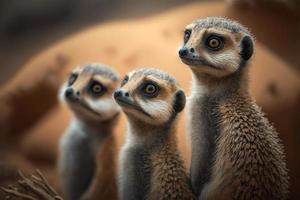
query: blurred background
0 0 299 199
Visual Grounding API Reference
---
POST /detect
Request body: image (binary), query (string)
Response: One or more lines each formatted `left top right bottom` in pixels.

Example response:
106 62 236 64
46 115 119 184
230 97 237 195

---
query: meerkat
114 68 196 200
58 63 120 200
179 17 289 200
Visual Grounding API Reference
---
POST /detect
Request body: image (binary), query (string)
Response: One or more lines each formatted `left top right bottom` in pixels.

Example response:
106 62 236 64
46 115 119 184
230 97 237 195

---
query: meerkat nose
179 47 189 57
114 90 129 99
65 88 74 98
114 90 122 99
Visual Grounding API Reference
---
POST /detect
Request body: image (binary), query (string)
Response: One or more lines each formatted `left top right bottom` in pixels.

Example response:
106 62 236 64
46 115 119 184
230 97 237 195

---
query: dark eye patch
205 34 225 51
184 29 192 43
88 80 106 97
68 73 78 86
139 81 160 98
121 75 129 86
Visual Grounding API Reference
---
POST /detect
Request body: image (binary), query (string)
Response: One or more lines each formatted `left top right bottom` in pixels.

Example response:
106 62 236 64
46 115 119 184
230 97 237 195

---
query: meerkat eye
208 39 220 48
205 35 223 51
121 75 129 86
145 84 156 94
184 29 192 43
68 73 78 86
141 82 160 98
89 81 106 97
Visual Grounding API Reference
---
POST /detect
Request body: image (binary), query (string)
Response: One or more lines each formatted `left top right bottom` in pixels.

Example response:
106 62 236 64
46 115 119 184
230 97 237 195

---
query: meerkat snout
65 88 73 97
113 89 130 99
178 47 196 58
64 88 81 102
178 47 188 57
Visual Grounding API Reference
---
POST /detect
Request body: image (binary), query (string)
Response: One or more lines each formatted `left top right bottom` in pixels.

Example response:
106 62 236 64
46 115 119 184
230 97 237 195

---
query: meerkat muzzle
65 88 80 102
114 90 135 107
114 90 152 118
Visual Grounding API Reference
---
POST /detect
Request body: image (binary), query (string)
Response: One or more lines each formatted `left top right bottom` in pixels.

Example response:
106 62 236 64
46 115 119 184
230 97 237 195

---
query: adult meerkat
114 68 195 200
179 17 289 200
58 64 120 200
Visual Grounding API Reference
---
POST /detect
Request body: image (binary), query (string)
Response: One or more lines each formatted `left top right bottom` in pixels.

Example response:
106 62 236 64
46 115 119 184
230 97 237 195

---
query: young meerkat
58 63 120 200
114 68 195 200
179 17 289 200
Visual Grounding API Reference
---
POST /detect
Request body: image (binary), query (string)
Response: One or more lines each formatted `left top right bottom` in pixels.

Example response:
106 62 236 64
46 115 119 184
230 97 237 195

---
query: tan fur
82 134 118 200
184 24 246 77
119 71 178 125
150 134 196 200
122 75 177 102
68 72 117 101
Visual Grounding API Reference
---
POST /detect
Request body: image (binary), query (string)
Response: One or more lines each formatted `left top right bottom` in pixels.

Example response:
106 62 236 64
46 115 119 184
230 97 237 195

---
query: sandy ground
0 1 299 199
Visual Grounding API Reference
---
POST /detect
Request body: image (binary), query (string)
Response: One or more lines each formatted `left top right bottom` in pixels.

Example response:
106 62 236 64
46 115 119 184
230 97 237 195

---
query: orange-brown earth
0 1 299 199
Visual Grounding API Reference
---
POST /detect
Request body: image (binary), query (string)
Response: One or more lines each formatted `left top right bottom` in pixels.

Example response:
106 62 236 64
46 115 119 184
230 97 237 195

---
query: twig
30 175 52 195
1 170 64 200
0 186 38 200
36 170 60 197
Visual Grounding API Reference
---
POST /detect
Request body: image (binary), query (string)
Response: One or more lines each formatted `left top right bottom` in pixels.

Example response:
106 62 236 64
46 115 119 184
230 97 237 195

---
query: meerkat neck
74 113 119 140
119 117 188 200
191 67 250 99
189 67 250 196
126 117 176 147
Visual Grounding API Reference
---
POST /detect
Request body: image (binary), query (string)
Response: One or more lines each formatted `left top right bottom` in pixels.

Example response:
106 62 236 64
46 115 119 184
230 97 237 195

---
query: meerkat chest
207 98 290 199
187 92 224 195
188 94 221 147
119 144 152 199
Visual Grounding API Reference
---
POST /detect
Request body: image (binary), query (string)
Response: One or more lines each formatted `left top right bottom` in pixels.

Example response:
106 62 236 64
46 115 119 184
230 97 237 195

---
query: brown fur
82 134 118 200
150 134 196 200
205 93 289 200
187 69 289 200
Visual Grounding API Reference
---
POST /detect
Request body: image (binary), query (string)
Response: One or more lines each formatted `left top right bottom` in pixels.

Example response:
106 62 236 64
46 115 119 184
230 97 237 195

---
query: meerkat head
59 64 120 122
179 17 254 77
113 68 185 126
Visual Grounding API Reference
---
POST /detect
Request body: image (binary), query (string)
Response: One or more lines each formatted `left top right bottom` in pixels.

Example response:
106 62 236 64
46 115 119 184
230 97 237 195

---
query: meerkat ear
240 35 254 61
173 90 186 113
